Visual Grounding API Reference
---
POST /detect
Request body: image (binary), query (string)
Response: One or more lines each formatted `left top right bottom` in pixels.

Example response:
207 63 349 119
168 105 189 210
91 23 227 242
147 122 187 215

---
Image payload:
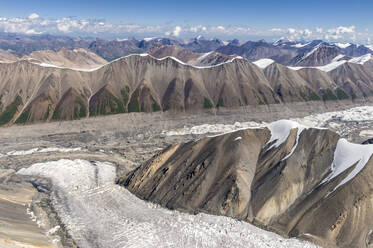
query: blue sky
0 0 372 43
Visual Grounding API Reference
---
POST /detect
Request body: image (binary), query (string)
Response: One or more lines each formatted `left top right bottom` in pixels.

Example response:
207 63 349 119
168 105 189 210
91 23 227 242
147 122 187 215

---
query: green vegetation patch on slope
121 86 130 110
335 88 349 100
203 97 214 109
74 97 87 119
90 91 125 116
128 89 140 113
216 97 224 108
151 96 161 112
0 95 23 126
15 107 31 124
321 88 338 101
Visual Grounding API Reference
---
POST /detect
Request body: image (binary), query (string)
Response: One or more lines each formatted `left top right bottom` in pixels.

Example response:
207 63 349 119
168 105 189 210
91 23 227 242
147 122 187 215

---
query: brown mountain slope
121 124 373 248
328 62 373 99
0 54 373 126
0 49 18 62
0 55 279 126
263 63 321 102
23 48 107 69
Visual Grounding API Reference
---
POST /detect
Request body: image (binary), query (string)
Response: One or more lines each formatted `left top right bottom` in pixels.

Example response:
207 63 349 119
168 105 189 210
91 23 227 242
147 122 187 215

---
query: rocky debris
363 138 373 144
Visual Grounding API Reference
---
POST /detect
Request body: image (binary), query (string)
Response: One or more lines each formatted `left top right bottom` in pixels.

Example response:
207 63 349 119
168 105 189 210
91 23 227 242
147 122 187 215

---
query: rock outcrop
121 121 373 248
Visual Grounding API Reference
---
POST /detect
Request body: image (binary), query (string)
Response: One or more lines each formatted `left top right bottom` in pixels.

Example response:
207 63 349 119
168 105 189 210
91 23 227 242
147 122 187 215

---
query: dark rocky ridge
121 126 373 248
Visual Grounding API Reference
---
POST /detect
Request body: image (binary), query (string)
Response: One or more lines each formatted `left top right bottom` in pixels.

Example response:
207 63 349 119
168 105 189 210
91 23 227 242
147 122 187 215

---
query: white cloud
172 26 181 37
288 28 296 34
217 26 225 31
28 13 39 20
271 28 283 32
0 14 371 44
25 29 42 35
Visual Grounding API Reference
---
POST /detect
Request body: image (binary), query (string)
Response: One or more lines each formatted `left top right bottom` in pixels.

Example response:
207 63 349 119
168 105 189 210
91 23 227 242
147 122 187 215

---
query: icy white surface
332 54 345 62
35 62 103 72
5 147 83 157
266 120 306 150
292 106 373 128
291 42 311 48
253 58 275 69
17 159 318 248
334 43 351 49
348 53 372 64
195 51 214 63
301 43 322 60
116 38 128 42
288 53 372 72
162 122 265 136
143 37 155 41
322 139 373 192
360 130 373 137
163 105 373 138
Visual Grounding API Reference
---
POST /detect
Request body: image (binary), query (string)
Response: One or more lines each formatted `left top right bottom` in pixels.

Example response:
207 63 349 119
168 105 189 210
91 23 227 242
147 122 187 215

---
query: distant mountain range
0 32 373 126
1 32 372 65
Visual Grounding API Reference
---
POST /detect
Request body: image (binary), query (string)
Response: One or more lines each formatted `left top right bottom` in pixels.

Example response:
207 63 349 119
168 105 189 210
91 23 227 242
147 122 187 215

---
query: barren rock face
23 48 108 69
0 52 373 127
0 49 18 62
121 124 373 248
0 55 279 125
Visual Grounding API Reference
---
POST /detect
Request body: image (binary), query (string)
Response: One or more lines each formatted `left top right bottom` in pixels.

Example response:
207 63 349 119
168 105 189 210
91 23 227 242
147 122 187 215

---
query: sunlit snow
253 58 275 69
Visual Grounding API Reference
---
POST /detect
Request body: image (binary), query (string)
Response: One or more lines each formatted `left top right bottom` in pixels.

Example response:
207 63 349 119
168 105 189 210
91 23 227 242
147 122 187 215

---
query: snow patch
195 51 213 63
301 43 322 61
322 139 373 193
360 130 373 137
162 121 264 136
143 37 155 42
266 120 306 150
334 43 351 49
332 54 345 62
164 106 373 139
234 136 242 141
5 147 83 157
46 225 60 236
116 38 128 42
288 53 372 72
317 60 347 72
291 42 311 48
349 53 372 64
253 58 275 69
